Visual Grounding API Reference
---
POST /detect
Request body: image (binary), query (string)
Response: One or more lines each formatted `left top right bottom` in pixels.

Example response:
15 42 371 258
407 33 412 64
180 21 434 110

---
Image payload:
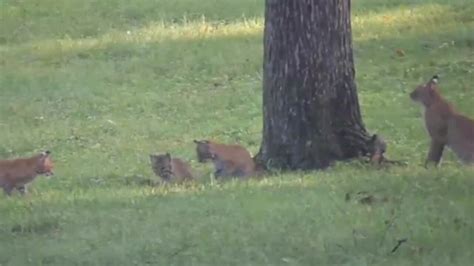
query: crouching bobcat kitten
0 151 54 196
149 153 194 183
193 140 257 179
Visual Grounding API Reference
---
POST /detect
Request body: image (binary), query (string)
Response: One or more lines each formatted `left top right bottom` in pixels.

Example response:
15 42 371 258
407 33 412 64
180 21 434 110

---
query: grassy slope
0 0 473 265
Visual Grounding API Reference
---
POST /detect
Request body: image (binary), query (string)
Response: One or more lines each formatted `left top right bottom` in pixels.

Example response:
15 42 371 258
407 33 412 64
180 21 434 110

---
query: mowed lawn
1 0 473 265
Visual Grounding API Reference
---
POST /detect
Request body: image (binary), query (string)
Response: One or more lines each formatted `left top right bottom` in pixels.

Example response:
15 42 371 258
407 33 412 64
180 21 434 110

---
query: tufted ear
430 75 439 84
41 150 51 157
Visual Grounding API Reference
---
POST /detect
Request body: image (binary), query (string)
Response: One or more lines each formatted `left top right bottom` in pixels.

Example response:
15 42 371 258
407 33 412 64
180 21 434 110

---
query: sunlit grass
353 3 474 41
1 17 263 61
1 3 472 61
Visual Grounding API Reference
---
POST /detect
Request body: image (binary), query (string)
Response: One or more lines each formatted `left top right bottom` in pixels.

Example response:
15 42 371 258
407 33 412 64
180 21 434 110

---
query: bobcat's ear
194 140 209 144
41 150 51 157
370 134 378 142
430 75 439 84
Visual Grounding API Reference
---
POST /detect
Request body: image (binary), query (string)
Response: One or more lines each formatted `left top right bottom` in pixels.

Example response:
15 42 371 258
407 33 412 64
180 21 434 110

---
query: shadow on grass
9 219 61 236
0 168 472 265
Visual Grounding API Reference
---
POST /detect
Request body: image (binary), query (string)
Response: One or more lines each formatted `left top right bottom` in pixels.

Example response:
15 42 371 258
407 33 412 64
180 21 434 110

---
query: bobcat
367 134 387 164
0 151 54 196
149 153 194 183
410 75 474 166
366 134 406 166
193 140 257 179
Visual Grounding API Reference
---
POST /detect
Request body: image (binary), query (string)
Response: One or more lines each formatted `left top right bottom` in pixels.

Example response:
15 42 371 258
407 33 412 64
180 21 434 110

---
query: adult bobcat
410 75 474 166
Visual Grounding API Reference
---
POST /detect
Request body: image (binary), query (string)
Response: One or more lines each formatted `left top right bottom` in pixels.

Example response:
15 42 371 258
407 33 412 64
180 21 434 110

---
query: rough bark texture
258 0 371 170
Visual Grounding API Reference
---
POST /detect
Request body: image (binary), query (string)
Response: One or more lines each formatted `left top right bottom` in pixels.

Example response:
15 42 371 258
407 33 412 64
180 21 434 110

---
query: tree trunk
258 0 371 170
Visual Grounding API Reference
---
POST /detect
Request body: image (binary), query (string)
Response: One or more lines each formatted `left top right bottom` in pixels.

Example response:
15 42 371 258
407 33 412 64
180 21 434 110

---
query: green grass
1 0 473 265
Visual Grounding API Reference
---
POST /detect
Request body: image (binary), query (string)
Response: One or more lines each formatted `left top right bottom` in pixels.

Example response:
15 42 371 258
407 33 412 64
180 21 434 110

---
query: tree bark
258 0 371 170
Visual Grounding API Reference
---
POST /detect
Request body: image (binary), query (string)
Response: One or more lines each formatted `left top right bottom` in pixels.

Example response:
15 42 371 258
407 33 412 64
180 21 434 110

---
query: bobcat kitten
149 153 194 183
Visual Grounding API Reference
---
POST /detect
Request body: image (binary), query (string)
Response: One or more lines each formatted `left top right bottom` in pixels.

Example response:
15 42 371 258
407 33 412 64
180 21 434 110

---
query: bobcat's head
193 140 215 163
36 150 54 176
149 153 172 179
410 75 440 107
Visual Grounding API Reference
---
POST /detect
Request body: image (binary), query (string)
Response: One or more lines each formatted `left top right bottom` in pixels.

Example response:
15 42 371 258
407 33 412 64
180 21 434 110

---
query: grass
0 0 473 265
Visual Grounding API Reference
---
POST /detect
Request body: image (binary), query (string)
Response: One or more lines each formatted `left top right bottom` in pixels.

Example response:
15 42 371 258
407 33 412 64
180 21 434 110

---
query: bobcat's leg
214 168 224 179
213 160 229 179
425 140 445 168
17 185 28 195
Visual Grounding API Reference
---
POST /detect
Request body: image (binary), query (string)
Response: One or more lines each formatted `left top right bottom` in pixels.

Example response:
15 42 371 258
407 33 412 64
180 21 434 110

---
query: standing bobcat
149 153 194 183
193 140 257 179
410 75 474 166
0 151 54 196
